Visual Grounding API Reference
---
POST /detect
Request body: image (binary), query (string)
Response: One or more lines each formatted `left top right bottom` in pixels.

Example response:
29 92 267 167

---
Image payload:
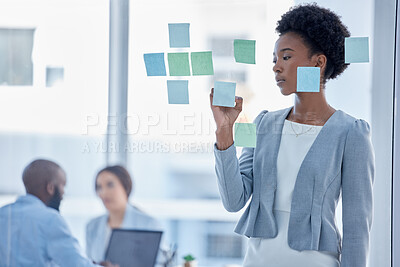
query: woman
86 165 162 263
210 4 374 267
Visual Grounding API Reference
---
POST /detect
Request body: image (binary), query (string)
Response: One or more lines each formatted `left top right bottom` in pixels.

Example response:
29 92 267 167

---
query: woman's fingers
210 88 242 110
209 88 214 106
234 96 243 111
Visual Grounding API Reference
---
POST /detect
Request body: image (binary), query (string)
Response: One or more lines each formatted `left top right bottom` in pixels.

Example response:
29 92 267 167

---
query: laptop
105 229 163 267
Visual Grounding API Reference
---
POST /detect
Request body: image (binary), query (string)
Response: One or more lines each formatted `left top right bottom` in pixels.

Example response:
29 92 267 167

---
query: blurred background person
86 165 163 263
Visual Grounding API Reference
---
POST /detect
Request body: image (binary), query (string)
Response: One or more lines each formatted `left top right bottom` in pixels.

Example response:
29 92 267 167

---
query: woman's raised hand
209 88 243 150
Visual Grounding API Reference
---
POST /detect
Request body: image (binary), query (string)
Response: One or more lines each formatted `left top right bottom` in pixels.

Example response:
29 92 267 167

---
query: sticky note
234 39 256 64
212 81 236 107
168 23 190 48
168 53 191 76
143 53 166 76
167 80 189 104
297 67 320 92
345 37 369 63
191 51 214 75
234 123 257 147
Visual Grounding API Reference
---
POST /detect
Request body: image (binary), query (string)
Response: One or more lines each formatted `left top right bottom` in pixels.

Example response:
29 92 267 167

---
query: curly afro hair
276 4 350 81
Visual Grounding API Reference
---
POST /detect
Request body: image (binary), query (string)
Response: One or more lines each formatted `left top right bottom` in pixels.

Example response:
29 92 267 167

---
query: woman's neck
288 91 335 126
108 205 127 229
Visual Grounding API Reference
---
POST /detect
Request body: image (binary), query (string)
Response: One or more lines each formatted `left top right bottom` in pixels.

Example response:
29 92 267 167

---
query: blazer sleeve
214 110 268 212
341 119 375 267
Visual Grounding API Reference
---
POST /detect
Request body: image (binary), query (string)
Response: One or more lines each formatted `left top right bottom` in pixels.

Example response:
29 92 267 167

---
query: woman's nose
97 188 106 198
273 61 282 73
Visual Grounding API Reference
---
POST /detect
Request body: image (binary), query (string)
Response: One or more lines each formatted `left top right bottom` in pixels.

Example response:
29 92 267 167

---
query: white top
243 120 340 267
274 120 323 212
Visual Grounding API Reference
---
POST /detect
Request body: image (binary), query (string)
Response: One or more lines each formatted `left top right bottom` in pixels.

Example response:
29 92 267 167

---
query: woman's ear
315 54 327 69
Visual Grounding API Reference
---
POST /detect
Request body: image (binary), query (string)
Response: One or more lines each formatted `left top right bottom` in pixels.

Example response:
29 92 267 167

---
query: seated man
0 159 117 267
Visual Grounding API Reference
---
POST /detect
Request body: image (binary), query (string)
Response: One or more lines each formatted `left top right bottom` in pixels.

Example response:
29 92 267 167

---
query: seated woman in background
86 165 162 262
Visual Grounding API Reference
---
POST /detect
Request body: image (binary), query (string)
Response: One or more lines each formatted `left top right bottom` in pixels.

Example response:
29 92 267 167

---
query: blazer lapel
255 107 292 195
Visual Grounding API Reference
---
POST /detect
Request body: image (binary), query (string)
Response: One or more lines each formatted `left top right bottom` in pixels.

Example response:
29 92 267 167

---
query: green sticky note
168 53 191 76
234 123 257 147
345 37 369 63
234 39 256 64
191 51 214 75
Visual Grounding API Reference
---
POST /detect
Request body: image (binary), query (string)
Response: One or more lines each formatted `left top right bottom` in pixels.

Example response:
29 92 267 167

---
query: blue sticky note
297 67 320 92
168 23 190 48
234 123 257 147
345 37 369 63
143 53 166 76
167 80 189 104
213 81 236 107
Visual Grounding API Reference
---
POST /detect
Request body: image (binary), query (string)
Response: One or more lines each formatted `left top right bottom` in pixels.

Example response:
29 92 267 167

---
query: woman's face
96 171 128 212
273 32 320 95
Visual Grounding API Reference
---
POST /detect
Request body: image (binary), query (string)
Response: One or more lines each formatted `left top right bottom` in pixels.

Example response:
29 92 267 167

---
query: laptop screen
105 229 163 267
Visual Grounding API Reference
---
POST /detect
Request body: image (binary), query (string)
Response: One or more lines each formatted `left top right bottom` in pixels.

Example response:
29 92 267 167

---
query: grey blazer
214 107 374 267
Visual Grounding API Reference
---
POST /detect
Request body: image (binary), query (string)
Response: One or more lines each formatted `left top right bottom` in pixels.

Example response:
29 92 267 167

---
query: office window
0 0 109 247
46 66 64 87
0 28 34 86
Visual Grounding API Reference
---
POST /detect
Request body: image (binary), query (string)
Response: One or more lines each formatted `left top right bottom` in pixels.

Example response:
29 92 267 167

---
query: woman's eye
283 56 291 60
107 182 114 188
272 58 277 64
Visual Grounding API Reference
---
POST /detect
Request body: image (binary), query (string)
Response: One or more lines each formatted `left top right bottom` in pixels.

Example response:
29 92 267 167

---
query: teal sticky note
234 39 256 64
297 67 320 92
143 53 166 76
191 51 214 75
234 123 257 147
168 23 190 48
168 53 191 76
345 37 369 63
167 80 189 104
212 81 236 107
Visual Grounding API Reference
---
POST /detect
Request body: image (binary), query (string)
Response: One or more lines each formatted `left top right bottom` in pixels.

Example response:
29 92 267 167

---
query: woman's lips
276 79 285 85
103 199 112 205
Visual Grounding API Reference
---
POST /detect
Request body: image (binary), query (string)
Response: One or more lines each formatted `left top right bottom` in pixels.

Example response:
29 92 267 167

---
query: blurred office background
0 0 395 266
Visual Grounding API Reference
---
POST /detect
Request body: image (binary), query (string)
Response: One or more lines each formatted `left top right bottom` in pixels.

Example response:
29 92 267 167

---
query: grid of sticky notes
234 123 257 147
345 37 369 63
212 81 236 107
297 67 320 92
143 23 218 105
234 39 256 64
143 24 214 77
